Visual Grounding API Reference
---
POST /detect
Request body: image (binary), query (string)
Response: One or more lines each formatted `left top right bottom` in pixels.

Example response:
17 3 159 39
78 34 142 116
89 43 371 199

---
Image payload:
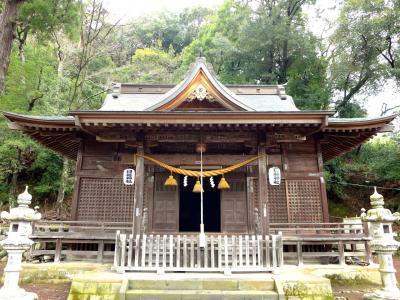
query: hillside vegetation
0 0 398 218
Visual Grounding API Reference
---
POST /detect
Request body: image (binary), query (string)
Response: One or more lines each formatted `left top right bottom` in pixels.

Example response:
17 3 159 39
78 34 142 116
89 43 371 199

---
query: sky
103 0 399 118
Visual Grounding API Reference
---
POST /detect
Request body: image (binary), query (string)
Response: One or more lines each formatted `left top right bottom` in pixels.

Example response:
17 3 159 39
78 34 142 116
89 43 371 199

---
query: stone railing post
361 187 400 300
0 186 41 300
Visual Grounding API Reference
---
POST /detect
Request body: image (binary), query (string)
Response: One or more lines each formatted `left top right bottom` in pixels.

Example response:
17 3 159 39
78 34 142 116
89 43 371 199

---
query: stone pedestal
0 186 41 300
361 187 400 300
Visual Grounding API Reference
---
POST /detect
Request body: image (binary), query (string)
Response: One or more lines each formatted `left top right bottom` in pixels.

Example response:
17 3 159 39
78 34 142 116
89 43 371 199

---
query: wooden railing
25 220 370 266
32 220 132 234
270 222 368 236
270 222 371 265
114 232 284 273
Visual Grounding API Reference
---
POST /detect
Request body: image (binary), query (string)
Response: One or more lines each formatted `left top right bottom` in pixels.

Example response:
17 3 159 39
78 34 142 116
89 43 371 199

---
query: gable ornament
187 84 215 102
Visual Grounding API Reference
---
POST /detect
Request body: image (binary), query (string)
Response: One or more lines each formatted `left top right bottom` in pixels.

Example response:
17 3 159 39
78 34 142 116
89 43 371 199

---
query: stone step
125 289 279 300
128 279 275 291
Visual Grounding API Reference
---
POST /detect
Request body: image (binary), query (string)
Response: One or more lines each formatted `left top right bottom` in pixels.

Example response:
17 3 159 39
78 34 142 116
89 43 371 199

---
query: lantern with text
123 169 135 185
268 167 281 185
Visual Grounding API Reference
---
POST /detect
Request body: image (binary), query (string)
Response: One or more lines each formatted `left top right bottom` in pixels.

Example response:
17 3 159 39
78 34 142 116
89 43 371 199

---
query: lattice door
77 177 135 222
221 173 248 233
286 179 323 223
152 172 178 232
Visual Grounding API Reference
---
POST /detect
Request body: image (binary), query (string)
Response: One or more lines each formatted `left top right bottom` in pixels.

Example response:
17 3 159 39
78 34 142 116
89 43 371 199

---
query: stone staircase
124 276 279 300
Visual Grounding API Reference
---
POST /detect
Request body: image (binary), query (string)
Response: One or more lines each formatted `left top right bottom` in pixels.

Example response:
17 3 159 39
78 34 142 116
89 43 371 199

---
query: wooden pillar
258 143 269 235
317 140 329 222
71 141 83 220
132 143 145 236
97 240 104 263
54 239 62 263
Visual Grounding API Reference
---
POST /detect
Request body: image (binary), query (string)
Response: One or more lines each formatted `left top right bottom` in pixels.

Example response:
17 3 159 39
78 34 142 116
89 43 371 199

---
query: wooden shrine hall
3 57 396 271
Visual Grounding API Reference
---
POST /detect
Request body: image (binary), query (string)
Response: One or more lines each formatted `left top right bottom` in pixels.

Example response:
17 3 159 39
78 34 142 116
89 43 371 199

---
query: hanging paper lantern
268 167 281 185
193 179 203 193
164 173 177 186
218 176 230 190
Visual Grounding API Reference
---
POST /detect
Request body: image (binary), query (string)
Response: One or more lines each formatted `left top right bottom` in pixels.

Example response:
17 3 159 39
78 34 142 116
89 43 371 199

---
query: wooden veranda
28 220 371 268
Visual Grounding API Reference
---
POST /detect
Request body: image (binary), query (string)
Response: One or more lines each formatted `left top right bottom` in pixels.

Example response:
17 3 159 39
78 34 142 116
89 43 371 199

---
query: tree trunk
9 170 18 207
56 157 70 218
0 0 25 94
279 39 289 84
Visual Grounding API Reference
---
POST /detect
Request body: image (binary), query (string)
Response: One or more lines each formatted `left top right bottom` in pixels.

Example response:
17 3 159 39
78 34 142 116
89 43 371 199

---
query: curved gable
146 57 254 112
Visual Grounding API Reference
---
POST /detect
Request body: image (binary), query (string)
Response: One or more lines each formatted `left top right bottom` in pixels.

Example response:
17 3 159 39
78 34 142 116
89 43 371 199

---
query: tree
0 0 27 93
329 0 400 115
0 130 38 206
109 7 212 67
181 0 330 109
0 0 80 93
110 48 181 84
66 0 119 110
15 0 80 62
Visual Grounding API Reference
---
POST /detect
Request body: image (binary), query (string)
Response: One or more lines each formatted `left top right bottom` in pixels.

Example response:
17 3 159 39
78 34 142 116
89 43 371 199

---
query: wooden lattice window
77 177 135 222
251 178 288 223
268 180 288 223
286 179 322 223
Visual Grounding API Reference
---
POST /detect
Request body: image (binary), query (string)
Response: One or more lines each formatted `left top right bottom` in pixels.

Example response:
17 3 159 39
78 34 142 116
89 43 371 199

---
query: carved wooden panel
221 173 248 233
286 179 323 223
77 177 135 222
152 173 179 232
268 180 288 223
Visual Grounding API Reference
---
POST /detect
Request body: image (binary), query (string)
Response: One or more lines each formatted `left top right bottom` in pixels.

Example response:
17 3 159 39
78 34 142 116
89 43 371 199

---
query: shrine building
3 57 396 271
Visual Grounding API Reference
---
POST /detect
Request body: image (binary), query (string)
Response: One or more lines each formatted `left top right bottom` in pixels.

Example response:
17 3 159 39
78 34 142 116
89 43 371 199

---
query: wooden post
317 141 329 222
338 241 345 265
258 143 269 235
71 142 83 220
296 241 303 266
54 239 62 263
97 240 104 263
132 143 145 236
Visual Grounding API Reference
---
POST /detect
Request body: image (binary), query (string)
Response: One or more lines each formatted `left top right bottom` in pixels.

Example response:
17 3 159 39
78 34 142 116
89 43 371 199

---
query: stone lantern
0 186 41 300
361 187 400 300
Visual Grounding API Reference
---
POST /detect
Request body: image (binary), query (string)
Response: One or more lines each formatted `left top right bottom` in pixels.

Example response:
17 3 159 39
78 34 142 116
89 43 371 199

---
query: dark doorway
179 175 221 232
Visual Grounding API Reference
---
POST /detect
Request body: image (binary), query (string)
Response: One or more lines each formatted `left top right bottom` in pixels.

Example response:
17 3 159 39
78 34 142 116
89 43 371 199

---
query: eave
3 112 80 160
71 111 335 126
321 115 397 161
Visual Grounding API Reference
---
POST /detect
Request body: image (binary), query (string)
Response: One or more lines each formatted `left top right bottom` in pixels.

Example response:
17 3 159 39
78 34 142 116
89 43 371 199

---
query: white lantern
268 167 281 185
123 169 135 185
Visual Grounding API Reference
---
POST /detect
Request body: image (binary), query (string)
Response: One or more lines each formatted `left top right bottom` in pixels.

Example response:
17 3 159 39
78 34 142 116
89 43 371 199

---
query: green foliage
0 129 68 206
110 48 181 84
181 0 331 108
1 44 58 113
18 0 80 41
110 7 212 66
329 0 400 109
0 0 398 216
325 135 400 212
